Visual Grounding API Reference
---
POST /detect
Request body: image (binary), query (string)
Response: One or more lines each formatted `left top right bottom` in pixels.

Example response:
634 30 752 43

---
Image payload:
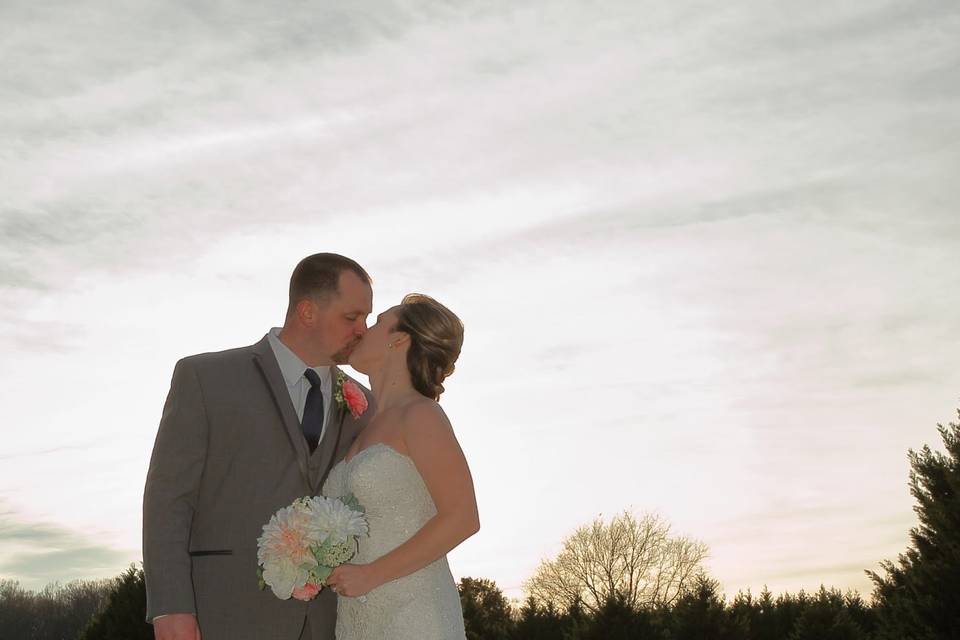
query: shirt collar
267 328 332 388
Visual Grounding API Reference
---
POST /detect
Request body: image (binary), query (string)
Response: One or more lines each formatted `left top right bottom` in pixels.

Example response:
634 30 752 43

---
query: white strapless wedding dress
322 443 467 640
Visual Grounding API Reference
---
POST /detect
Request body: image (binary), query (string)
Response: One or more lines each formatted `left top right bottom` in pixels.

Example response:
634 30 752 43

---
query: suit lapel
251 336 311 489
312 409 348 494
311 366 350 493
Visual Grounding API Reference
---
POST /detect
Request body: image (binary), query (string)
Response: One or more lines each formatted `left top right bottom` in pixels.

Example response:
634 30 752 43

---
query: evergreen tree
514 596 571 640
788 587 869 640
841 590 877 637
790 608 867 640
566 591 662 640
667 575 739 640
728 589 757 639
869 413 960 639
750 586 788 640
458 577 515 640
79 564 152 640
566 595 587 632
773 590 808 638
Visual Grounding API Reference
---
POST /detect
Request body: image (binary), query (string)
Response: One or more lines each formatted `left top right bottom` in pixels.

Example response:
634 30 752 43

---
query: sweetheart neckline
342 442 412 466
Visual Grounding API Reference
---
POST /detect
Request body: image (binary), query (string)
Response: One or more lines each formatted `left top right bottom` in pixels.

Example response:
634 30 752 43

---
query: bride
323 294 479 640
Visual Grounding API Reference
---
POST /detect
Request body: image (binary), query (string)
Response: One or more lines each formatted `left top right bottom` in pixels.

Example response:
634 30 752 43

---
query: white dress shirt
267 327 334 442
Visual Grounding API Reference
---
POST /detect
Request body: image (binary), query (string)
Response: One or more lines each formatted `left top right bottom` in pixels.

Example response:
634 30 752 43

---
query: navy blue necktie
302 369 324 453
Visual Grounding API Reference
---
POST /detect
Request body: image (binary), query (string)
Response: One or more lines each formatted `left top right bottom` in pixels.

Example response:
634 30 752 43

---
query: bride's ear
389 332 411 349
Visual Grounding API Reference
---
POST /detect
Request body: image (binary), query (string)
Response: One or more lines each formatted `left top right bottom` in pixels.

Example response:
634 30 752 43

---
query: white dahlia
261 558 309 600
302 495 369 545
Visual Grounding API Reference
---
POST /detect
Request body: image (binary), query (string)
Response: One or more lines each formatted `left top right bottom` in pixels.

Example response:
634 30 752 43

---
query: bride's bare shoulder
399 398 453 435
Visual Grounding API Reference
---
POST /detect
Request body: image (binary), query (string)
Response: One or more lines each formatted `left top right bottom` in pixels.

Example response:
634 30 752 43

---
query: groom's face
317 270 373 364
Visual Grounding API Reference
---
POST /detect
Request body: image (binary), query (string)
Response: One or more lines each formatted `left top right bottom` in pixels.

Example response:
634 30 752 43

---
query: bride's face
349 306 403 374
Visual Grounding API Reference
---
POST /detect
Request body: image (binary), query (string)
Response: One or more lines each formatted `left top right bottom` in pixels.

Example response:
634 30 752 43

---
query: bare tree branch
523 511 708 613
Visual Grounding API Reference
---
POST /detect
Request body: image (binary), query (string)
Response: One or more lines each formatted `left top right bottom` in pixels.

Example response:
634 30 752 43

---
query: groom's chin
335 351 361 371
331 346 353 365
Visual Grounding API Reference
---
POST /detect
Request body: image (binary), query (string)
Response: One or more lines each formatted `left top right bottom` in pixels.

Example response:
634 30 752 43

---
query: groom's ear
295 299 321 326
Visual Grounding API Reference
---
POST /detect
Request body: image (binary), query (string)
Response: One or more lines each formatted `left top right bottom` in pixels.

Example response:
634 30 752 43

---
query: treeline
2 412 957 639
1 566 151 640
460 576 878 639
1 569 876 640
0 577 113 640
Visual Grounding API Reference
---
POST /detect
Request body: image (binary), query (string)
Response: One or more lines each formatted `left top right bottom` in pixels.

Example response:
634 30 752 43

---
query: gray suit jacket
143 336 373 640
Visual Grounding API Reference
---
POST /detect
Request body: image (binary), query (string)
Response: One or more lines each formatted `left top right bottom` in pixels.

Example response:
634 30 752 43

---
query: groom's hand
154 613 201 640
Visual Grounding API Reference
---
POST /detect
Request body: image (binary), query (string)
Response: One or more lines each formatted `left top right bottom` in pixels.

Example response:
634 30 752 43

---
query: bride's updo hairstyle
394 294 464 400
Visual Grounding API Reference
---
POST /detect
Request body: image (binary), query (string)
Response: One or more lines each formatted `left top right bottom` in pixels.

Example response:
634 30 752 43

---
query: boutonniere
334 370 369 418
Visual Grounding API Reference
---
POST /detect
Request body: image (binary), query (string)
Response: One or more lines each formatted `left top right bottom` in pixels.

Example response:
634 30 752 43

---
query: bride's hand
326 563 378 597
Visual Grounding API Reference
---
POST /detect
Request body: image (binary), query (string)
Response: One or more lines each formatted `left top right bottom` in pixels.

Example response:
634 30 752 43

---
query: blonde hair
394 294 464 400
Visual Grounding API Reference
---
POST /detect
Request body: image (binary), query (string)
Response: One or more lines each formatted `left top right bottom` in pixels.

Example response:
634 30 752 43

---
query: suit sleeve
142 358 209 621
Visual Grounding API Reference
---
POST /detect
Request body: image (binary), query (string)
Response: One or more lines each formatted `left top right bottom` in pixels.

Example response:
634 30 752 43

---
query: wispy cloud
3 0 956 286
0 444 101 463
0 504 134 590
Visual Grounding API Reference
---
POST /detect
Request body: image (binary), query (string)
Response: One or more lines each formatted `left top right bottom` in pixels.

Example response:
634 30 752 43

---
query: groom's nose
353 318 367 336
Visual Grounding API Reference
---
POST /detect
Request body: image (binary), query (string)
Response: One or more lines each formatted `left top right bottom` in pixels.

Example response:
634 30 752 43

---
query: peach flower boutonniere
334 371 368 418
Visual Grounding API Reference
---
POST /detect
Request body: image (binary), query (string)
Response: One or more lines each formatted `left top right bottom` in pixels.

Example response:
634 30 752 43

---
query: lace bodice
322 444 466 640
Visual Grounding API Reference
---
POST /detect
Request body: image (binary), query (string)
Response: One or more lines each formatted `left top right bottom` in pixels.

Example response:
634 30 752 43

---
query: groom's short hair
288 253 371 311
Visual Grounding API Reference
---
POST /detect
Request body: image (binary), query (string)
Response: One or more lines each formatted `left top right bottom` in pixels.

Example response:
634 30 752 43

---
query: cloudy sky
2 0 959 601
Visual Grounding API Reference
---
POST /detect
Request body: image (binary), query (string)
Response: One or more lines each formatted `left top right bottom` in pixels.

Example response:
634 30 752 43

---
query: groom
143 253 375 640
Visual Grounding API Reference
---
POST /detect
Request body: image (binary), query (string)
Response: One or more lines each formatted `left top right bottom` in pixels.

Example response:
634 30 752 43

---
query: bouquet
256 494 368 601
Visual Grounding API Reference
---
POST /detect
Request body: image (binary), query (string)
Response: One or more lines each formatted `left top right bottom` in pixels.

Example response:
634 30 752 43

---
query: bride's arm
327 402 480 596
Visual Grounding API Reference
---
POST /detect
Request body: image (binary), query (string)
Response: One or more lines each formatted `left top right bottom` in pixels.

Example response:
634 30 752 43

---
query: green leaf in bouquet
309 564 333 584
256 565 266 591
340 493 364 513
